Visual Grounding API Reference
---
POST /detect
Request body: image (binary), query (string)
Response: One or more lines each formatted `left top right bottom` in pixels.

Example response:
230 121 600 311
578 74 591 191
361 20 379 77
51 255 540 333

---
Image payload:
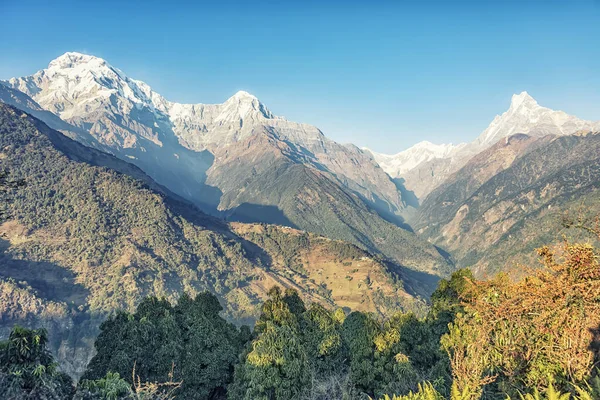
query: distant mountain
369 92 600 199
4 52 402 214
472 92 599 150
2 52 451 275
365 141 459 178
415 130 600 276
0 103 433 377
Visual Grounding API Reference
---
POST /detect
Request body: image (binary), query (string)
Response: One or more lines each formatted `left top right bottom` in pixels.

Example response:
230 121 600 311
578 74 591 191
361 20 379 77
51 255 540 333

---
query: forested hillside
207 130 452 277
2 53 454 280
0 103 428 378
416 132 600 276
2 232 598 399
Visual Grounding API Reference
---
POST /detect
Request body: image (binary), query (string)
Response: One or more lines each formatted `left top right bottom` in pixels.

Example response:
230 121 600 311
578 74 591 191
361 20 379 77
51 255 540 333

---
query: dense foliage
82 280 460 399
0 326 73 399
82 293 248 399
0 104 599 399
443 241 600 399
2 241 599 400
0 103 425 377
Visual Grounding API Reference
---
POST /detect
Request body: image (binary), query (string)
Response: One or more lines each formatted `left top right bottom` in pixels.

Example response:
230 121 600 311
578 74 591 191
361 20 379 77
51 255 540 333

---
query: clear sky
1 0 599 153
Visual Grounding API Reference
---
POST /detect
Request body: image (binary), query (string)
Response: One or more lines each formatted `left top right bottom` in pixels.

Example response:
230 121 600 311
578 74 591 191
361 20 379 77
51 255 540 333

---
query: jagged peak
222 90 261 107
402 140 457 155
510 91 538 110
411 140 439 149
220 90 273 120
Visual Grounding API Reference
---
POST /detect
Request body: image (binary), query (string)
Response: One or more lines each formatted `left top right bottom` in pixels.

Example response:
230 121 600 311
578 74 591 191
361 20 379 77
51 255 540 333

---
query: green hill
0 103 433 378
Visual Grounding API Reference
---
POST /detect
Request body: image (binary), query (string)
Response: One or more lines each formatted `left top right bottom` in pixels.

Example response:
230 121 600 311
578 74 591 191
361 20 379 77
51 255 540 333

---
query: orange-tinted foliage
444 240 600 397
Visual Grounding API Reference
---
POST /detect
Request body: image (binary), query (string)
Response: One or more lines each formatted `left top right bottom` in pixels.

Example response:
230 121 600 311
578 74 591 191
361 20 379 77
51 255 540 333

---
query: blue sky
1 0 598 153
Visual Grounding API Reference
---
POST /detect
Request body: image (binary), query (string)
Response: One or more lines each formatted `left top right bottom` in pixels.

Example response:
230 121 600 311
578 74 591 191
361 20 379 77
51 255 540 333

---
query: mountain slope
415 131 600 276
4 52 403 215
1 52 449 275
0 103 432 377
206 129 451 275
416 134 552 229
371 92 600 199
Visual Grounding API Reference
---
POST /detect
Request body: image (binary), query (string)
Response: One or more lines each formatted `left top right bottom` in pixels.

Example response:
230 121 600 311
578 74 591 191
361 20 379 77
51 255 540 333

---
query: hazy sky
1 0 598 153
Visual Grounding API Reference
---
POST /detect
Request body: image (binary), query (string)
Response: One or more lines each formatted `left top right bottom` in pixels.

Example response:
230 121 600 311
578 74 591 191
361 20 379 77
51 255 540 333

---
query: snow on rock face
3 52 405 213
9 52 166 120
372 91 600 185
5 52 338 153
365 141 461 177
473 91 599 149
6 52 278 148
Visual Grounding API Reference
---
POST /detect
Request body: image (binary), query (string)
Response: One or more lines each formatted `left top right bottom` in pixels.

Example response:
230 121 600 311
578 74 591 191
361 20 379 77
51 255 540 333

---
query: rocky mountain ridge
0 103 432 377
369 91 600 199
415 130 600 276
5 52 403 216
2 52 454 275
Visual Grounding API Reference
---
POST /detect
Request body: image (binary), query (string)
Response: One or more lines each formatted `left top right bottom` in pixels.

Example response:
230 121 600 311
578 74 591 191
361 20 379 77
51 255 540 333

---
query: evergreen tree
341 311 381 396
301 303 346 377
229 287 310 400
83 292 245 400
428 269 474 337
74 372 133 400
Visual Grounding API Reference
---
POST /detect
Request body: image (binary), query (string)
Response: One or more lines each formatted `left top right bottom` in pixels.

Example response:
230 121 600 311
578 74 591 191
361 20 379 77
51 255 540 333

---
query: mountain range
3 52 599 282
367 91 600 199
1 52 600 379
0 102 431 377
415 131 600 276
1 52 450 277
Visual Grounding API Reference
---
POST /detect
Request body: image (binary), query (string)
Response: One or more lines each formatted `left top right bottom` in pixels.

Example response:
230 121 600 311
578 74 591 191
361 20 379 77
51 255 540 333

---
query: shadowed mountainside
415 131 600 276
0 103 434 378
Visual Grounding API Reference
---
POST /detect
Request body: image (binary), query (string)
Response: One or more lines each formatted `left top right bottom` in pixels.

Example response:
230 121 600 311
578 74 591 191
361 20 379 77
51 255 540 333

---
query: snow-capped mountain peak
5 51 368 161
369 91 600 198
509 91 538 110
47 51 107 69
230 90 256 100
219 90 274 121
398 140 455 157
475 91 598 149
1 51 407 226
365 140 460 177
5 53 280 142
7 51 169 119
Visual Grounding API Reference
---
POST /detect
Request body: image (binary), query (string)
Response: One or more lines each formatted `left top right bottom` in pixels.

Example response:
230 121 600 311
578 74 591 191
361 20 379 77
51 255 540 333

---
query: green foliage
428 269 474 337
507 378 596 400
377 381 598 400
82 292 245 400
0 104 426 379
379 382 444 400
75 372 133 400
341 311 382 395
301 303 346 376
337 307 450 399
0 325 73 399
2 101 598 399
0 168 26 221
229 287 310 400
